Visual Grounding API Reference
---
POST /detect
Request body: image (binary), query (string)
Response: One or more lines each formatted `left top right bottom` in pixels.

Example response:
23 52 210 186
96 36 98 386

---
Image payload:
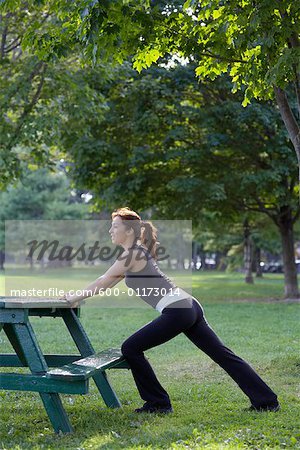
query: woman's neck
122 239 141 251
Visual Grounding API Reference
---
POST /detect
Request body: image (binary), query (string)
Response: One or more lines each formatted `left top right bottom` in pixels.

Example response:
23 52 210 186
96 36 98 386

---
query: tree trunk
0 249 5 270
177 254 185 269
278 206 299 298
274 86 300 203
192 241 199 270
215 251 226 271
27 255 34 270
199 246 207 270
244 219 254 284
254 247 263 278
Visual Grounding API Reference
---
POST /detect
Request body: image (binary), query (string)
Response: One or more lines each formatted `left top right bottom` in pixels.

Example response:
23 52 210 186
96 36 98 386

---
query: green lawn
0 271 299 449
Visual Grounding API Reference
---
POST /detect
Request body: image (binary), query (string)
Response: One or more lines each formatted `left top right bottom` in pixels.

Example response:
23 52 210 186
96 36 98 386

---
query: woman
62 207 279 414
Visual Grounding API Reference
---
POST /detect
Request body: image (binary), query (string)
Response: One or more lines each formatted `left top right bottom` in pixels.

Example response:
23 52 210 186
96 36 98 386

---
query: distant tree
193 211 284 281
0 8 108 188
0 166 90 269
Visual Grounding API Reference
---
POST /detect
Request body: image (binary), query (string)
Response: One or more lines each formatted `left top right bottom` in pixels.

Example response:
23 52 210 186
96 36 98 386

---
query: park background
0 0 299 449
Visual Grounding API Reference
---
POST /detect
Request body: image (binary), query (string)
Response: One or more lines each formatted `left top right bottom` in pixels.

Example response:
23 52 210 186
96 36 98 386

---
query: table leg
62 308 121 408
3 323 28 366
8 322 73 434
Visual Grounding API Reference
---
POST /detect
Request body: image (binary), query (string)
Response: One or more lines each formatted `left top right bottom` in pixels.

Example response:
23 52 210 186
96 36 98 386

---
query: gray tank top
124 244 178 309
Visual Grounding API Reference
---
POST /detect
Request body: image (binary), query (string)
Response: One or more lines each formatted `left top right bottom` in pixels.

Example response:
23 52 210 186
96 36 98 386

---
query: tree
8 0 299 194
0 7 51 186
55 63 299 297
192 211 285 278
0 7 108 188
0 166 90 269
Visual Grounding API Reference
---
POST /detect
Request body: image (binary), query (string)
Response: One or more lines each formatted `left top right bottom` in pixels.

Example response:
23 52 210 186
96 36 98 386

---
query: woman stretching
62 207 279 414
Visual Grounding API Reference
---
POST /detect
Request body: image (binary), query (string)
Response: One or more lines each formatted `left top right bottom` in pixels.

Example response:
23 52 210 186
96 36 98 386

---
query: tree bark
199 245 207 270
274 86 300 203
27 255 34 270
192 241 199 270
0 16 8 59
278 206 299 298
254 246 263 278
215 251 226 271
243 218 254 284
0 249 5 271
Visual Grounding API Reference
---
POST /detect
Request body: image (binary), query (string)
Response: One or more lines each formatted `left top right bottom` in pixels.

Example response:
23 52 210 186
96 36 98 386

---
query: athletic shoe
246 403 280 412
134 403 173 414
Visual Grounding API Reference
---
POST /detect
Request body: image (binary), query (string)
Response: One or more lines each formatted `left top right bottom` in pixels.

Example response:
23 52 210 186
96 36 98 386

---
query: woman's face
109 216 131 246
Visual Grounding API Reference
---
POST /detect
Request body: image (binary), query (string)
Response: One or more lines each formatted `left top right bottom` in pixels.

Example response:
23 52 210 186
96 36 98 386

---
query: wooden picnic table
0 297 129 434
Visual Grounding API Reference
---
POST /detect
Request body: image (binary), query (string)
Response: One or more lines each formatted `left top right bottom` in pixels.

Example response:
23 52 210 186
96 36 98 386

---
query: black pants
121 298 278 409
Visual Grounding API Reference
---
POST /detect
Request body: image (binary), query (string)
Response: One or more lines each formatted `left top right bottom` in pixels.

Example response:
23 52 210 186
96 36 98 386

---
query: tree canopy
3 0 298 191
6 0 298 103
58 61 299 296
0 5 110 188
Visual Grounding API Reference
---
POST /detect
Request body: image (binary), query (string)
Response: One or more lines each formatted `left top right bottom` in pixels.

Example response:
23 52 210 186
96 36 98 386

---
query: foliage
1 1 299 190
5 0 299 106
0 166 90 248
0 7 109 188
57 63 298 227
54 61 298 295
4 0 298 192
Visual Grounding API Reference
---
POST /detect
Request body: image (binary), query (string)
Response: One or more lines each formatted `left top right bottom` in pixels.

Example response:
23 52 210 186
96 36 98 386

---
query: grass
0 271 299 449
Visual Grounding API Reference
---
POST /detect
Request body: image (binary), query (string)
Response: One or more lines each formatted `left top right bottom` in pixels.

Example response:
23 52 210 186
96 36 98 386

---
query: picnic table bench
0 297 130 434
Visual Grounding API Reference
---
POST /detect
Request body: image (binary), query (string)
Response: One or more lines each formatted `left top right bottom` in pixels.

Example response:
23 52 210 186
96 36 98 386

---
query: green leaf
212 8 223 20
242 96 251 107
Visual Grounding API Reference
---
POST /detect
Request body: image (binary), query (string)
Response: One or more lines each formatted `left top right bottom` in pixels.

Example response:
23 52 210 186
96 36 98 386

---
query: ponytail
141 221 158 260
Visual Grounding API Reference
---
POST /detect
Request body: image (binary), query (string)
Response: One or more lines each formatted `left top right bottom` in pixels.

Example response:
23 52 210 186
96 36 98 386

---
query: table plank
0 297 72 309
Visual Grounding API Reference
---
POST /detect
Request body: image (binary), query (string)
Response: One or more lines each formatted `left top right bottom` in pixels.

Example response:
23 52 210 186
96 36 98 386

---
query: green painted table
0 297 129 434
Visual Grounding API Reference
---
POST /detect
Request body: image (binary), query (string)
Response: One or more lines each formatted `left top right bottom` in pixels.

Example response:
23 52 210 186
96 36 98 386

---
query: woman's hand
60 292 82 308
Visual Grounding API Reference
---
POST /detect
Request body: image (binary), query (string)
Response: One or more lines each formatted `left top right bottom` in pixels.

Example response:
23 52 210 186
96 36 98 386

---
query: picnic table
0 297 130 434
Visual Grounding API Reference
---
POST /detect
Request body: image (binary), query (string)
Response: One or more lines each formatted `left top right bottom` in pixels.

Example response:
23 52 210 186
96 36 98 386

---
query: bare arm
63 252 132 306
